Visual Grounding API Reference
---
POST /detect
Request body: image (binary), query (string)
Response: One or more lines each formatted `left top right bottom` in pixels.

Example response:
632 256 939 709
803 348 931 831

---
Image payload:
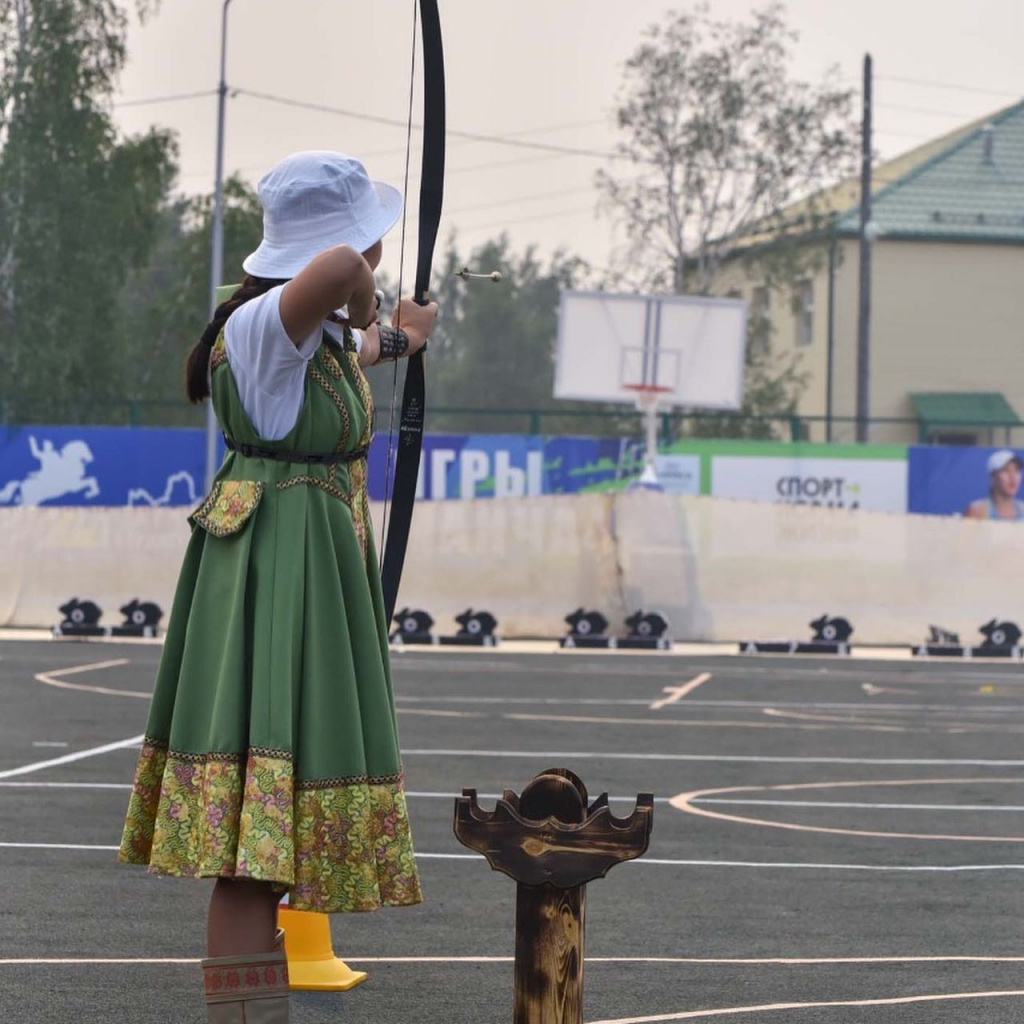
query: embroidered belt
224 436 369 465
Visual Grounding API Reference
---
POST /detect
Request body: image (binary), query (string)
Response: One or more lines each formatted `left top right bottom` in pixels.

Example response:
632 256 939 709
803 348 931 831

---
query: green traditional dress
119 326 422 914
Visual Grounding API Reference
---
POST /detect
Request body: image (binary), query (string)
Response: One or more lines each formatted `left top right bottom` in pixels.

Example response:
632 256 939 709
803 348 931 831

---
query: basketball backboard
554 290 747 410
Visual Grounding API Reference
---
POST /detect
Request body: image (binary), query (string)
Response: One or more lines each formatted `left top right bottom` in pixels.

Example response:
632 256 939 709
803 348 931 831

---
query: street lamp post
204 0 233 492
855 52 873 444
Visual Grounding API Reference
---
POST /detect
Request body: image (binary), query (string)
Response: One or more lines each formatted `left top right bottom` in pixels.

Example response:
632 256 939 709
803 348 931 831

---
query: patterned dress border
119 744 421 913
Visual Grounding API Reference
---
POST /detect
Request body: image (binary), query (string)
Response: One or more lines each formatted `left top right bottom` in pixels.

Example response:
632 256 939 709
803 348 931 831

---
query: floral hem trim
119 741 422 913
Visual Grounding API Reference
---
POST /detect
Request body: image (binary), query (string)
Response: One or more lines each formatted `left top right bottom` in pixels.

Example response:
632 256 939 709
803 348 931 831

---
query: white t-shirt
223 284 363 440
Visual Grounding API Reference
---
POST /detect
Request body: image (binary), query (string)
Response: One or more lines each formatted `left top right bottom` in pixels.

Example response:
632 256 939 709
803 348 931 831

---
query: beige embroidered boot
202 929 290 1023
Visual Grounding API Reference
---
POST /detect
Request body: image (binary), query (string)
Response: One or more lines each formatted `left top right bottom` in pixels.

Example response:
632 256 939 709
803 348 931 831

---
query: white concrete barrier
0 494 1018 644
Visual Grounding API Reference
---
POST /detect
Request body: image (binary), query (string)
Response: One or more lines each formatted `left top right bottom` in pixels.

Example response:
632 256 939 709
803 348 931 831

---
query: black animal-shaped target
455 609 498 638
625 611 669 639
120 599 163 629
928 625 960 645
810 614 854 643
979 619 1022 648
394 608 434 638
59 598 102 627
565 608 609 638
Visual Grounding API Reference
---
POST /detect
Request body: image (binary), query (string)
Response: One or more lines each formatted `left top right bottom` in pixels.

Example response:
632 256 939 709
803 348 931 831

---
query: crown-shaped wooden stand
454 768 654 1024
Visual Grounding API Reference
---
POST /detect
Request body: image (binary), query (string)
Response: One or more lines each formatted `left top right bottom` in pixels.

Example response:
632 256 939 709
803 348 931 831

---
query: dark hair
185 275 288 403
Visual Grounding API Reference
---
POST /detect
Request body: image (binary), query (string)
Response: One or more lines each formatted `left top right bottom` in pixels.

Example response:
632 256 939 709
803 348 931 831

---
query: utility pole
205 0 233 492
855 53 873 443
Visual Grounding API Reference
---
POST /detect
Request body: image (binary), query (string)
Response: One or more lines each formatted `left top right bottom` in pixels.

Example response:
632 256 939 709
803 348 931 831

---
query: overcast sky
112 0 1023 286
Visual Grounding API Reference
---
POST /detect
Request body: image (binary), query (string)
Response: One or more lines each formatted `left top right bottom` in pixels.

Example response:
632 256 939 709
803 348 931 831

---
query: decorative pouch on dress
189 480 265 537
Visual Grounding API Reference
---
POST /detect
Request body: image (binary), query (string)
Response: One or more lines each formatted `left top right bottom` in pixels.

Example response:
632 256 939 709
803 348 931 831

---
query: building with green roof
719 99 1024 444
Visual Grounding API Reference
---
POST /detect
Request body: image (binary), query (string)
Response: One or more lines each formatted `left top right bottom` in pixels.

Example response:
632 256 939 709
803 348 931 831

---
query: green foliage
598 3 856 293
0 0 176 423
119 176 264 418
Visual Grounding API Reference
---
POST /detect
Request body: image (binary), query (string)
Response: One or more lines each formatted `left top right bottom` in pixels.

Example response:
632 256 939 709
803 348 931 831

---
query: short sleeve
223 285 321 440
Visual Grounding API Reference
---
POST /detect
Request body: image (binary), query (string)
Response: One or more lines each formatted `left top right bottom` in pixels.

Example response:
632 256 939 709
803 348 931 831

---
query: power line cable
113 89 217 108
876 101 998 119
233 87 621 160
876 74 1021 100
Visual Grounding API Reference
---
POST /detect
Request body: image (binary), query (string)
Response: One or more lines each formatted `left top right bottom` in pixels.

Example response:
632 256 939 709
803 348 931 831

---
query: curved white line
586 988 1024 1023
671 778 1024 843
34 658 148 699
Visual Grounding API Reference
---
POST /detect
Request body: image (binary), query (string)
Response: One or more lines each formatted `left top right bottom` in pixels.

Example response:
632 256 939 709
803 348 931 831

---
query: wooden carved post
454 768 653 1024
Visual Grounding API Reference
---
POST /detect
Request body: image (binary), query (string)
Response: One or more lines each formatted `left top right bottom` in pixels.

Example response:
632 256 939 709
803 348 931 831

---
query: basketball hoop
623 383 673 414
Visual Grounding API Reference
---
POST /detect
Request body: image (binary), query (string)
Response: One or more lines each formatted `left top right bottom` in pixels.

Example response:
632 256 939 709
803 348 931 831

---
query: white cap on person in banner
988 449 1022 474
242 151 403 279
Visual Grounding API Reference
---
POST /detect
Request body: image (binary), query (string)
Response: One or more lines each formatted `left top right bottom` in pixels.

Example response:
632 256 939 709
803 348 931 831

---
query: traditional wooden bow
380 0 445 628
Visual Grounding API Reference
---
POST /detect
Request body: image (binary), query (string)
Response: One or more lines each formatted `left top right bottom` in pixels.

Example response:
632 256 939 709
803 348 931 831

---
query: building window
750 286 770 354
793 280 813 347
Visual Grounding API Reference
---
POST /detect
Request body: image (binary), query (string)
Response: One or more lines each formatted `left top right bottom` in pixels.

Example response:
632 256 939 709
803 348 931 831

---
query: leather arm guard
374 324 411 364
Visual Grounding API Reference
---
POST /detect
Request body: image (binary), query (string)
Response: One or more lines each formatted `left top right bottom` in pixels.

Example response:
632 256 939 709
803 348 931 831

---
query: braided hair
184 275 288 403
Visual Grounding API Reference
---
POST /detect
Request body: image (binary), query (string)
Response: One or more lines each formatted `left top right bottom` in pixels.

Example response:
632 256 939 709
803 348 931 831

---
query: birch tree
598 4 856 295
0 0 174 422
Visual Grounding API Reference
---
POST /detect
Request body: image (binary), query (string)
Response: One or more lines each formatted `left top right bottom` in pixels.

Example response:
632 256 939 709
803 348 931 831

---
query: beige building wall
717 242 842 440
726 238 1024 443
867 240 1024 442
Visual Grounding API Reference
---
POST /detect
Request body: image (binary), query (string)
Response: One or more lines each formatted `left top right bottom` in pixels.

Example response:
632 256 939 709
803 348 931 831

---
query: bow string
380 0 445 629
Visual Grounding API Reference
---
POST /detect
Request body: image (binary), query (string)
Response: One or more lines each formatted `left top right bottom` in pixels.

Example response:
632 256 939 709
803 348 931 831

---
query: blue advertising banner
0 426 646 506
0 426 208 507
907 445 1024 519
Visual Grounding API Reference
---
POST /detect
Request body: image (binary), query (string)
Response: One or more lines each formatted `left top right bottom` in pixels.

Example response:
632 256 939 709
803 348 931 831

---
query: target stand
912 619 1024 660
741 615 853 656
390 608 500 648
52 598 163 639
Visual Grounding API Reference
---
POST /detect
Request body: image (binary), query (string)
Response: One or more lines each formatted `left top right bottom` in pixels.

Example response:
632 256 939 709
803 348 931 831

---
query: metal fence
2 395 1020 447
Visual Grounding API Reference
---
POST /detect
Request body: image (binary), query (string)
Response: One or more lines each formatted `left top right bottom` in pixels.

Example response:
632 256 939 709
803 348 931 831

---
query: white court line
0 735 144 781
34 658 150 699
402 748 1024 766
0 782 666 802
6 842 1024 872
586 988 1024 1023
12 783 1024 814
0 781 133 790
651 673 712 710
31 742 69 748
695 799 1024 812
0 842 121 851
503 712 912 734
399 695 1024 714
7 954 1024 967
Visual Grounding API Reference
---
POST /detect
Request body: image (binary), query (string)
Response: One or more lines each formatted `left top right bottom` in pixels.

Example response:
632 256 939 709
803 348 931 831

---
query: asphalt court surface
4 640 1024 1021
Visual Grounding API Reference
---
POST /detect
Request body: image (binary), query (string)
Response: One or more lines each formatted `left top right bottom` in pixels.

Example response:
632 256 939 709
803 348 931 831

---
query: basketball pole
626 385 669 489
640 396 659 485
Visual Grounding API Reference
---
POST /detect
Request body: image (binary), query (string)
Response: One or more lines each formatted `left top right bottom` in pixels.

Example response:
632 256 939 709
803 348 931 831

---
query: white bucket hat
242 151 403 279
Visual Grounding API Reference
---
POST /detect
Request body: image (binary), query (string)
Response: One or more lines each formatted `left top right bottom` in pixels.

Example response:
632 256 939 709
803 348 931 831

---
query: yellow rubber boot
277 907 368 991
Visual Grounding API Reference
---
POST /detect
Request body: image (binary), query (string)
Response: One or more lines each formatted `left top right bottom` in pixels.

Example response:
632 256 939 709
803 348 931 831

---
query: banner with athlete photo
907 445 1024 518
